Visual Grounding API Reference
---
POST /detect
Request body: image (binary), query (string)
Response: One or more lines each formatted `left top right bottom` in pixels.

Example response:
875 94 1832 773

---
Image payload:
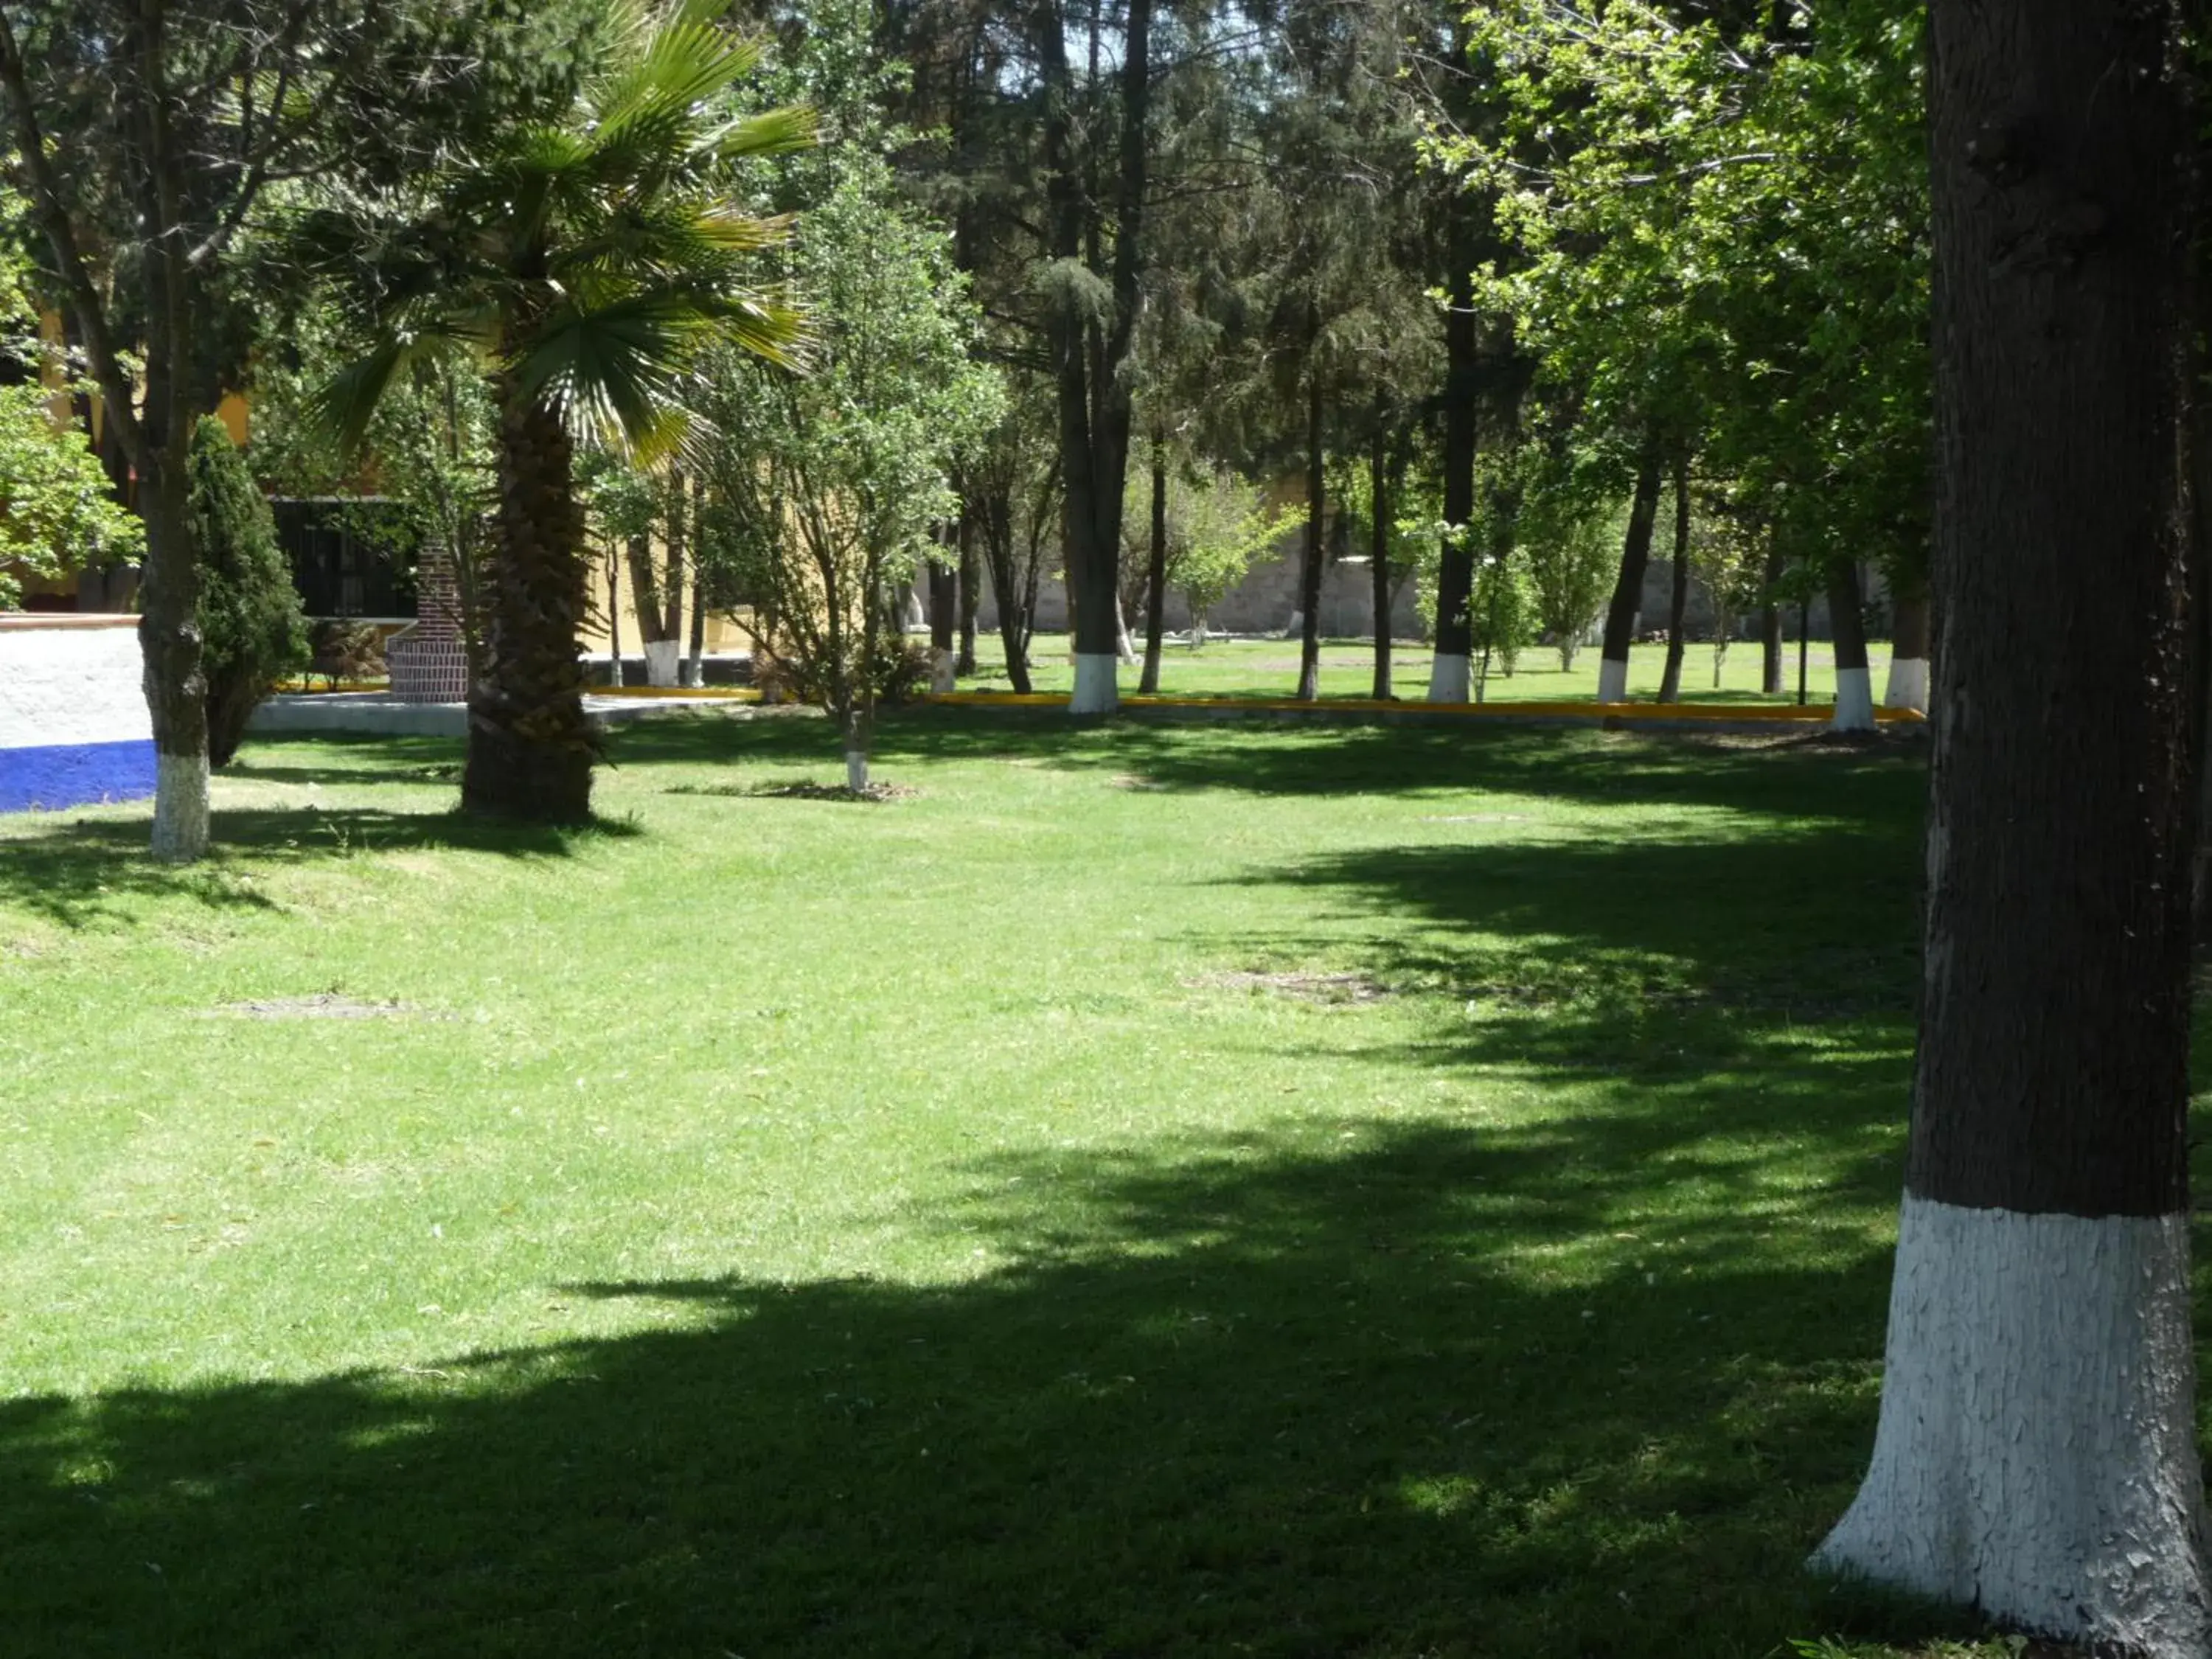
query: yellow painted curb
920 689 1926 724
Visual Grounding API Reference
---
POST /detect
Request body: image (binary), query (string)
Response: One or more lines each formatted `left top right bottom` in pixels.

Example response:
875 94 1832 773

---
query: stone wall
0 616 156 812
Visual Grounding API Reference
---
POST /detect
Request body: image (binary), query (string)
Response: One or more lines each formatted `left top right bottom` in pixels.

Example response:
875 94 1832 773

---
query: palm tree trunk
466 389 593 824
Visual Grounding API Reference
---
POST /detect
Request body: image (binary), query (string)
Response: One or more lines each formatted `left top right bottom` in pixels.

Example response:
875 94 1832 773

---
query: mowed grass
965 630 1896 705
0 710 2123 1658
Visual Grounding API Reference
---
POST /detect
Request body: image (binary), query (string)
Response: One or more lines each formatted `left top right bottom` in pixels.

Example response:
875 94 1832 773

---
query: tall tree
0 0 504 859
1812 4 2211 1649
316 0 809 822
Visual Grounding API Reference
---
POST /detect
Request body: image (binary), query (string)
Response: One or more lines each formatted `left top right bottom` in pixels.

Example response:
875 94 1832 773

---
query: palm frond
707 105 818 164
310 327 470 457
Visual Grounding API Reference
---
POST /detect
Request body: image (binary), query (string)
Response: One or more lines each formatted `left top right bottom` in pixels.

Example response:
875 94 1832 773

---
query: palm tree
317 0 811 821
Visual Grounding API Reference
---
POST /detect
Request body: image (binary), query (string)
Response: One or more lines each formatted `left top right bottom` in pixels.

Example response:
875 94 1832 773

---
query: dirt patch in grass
669 781 921 803
1188 969 1392 1004
1108 774 1167 791
205 994 421 1020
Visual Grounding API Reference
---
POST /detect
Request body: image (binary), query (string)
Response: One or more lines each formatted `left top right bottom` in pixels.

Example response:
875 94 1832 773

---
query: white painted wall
0 619 149 748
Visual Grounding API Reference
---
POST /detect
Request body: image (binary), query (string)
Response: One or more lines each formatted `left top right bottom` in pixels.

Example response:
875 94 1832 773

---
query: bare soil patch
207 994 420 1020
1188 970 1392 1005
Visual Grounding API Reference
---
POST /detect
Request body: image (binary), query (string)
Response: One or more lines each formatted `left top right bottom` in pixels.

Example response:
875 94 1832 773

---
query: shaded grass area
0 713 2062 1657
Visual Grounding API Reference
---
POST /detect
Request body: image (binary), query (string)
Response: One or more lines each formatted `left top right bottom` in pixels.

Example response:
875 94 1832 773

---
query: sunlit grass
0 713 2085 1656
969 629 1894 703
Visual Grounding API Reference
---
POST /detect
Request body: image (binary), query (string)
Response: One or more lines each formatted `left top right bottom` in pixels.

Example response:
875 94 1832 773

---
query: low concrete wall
0 615 156 813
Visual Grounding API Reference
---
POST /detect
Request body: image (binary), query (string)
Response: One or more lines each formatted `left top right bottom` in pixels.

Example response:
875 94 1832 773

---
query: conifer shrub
189 417 307 766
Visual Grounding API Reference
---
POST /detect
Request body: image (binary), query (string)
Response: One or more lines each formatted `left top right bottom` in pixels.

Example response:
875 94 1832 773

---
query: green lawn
0 711 2100 1658
965 630 1896 704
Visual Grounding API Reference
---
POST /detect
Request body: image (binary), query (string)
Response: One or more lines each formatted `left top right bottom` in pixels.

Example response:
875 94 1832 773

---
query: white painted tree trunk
1832 665 1876 731
1596 656 1630 703
845 749 869 793
931 649 957 694
1427 651 1471 703
150 751 210 864
1815 1197 2211 1655
1884 655 1929 712
1070 653 1119 714
643 640 681 687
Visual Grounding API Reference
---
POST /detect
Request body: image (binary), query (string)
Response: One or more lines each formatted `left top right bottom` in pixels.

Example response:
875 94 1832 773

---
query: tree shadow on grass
609 707 1927 827
0 1114 1982 1659
0 805 640 931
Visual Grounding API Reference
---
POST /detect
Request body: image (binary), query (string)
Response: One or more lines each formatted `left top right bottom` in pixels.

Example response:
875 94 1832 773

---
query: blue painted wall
0 739 159 813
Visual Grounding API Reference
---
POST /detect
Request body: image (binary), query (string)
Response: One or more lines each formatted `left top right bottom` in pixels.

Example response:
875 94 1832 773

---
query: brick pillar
387 540 470 703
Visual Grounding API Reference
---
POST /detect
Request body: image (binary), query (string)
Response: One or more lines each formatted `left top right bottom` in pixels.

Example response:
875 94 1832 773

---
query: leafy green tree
187 419 307 767
313 0 811 822
0 0 526 859
0 383 143 609
1172 470 1292 644
701 154 1002 790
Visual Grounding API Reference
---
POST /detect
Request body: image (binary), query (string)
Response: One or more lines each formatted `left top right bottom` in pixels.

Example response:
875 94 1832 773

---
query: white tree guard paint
1832 665 1876 731
643 639 682 687
1426 651 1470 703
844 750 869 793
931 650 958 694
150 751 211 864
1815 1196 2212 1656
1884 656 1928 713
1070 653 1119 714
1596 656 1630 703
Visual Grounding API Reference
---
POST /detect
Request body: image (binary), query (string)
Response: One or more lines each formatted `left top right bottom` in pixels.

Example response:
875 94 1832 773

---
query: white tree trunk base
1884 655 1928 712
845 751 869 793
643 640 681 687
150 750 210 865
931 649 957 694
1596 656 1630 703
1070 653 1119 714
1815 1196 2211 1656
1427 651 1471 703
1832 664 1876 731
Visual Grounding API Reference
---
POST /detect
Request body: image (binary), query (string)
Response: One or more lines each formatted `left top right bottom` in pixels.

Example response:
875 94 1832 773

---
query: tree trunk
1826 560 1874 731
1597 444 1663 702
1759 534 1784 695
465 389 594 824
666 470 689 685
627 532 680 686
1656 456 1691 703
686 561 706 689
1370 433 1391 700
1296 358 1325 702
139 462 210 863
843 700 872 794
1427 215 1477 703
956 512 980 677
1139 437 1168 694
1813 5 2211 1647
606 545 624 687
982 490 1034 695
1040 0 1150 717
929 549 958 692
1883 579 1930 711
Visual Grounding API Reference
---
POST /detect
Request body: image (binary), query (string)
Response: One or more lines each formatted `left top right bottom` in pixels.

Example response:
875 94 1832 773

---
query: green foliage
189 418 307 767
1167 470 1294 638
1516 455 1624 670
1450 0 1930 585
307 0 813 464
0 190 140 607
0 386 143 608
699 142 1002 731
